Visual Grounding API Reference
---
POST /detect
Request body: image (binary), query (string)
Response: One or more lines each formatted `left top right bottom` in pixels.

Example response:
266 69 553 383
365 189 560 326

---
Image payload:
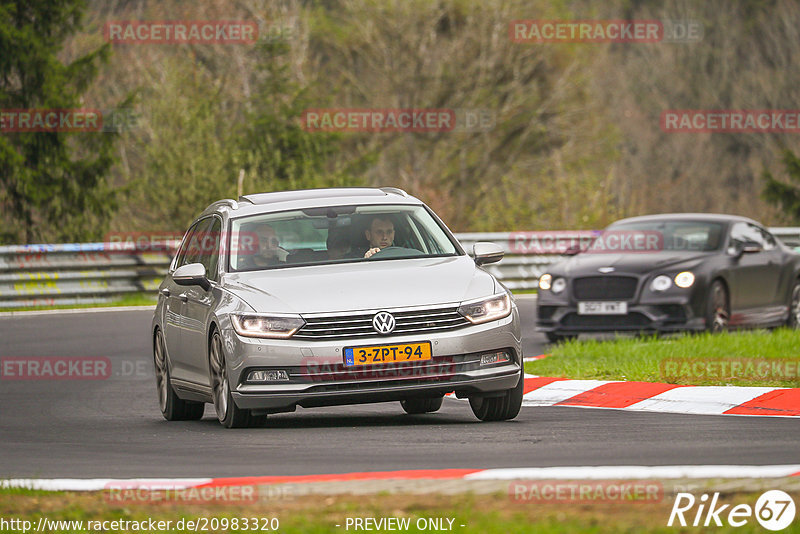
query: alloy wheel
154 330 169 413
209 332 229 422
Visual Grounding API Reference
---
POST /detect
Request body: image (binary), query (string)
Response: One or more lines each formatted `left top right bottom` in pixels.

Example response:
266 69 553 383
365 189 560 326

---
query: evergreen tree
763 150 800 223
0 0 119 243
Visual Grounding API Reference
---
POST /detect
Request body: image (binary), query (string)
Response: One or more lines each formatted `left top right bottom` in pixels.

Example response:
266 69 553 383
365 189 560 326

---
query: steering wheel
368 246 423 259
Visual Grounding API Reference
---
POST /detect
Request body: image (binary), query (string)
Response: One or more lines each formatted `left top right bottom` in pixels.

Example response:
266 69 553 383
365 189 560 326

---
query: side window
183 217 214 269
200 217 222 280
730 222 764 247
173 222 200 270
756 226 777 251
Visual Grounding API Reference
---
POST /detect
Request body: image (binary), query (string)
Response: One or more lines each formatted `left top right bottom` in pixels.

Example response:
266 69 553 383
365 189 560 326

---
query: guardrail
1 228 799 307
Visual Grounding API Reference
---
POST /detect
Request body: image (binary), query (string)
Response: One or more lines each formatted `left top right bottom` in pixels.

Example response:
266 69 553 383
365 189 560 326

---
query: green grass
0 292 157 313
526 329 800 387
511 288 538 295
2 488 798 533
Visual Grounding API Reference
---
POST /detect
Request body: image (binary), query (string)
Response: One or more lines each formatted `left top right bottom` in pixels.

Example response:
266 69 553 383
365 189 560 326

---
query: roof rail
379 187 409 197
201 198 239 215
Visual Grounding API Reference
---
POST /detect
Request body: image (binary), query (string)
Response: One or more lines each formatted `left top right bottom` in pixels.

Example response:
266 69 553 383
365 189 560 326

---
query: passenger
326 228 352 260
363 216 395 258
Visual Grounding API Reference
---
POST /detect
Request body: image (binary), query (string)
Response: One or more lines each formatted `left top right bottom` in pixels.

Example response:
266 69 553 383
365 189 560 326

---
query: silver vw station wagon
151 187 523 427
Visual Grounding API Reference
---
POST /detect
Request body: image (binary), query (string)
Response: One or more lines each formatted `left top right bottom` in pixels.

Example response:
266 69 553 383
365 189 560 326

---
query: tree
239 39 366 194
0 0 119 244
763 150 800 223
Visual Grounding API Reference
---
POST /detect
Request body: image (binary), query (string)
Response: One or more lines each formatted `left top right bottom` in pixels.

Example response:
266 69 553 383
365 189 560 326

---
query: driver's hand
364 247 381 258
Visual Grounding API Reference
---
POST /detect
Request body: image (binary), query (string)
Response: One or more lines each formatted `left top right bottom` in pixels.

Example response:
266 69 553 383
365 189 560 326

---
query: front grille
562 312 650 329
295 306 470 340
573 276 638 300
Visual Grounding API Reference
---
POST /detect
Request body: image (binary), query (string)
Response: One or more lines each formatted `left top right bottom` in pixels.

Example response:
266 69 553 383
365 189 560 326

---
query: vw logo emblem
372 311 396 334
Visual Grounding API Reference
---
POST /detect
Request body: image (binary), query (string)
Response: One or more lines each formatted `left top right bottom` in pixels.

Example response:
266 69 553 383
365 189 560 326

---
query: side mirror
473 242 504 266
173 262 211 291
741 241 763 254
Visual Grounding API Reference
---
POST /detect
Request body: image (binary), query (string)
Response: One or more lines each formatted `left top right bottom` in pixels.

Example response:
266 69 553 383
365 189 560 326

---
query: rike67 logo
668 490 796 531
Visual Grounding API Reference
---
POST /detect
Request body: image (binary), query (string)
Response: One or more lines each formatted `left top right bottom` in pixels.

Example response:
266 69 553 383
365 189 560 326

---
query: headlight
458 293 512 325
231 314 305 339
539 274 552 290
650 275 672 292
551 277 567 294
674 271 695 288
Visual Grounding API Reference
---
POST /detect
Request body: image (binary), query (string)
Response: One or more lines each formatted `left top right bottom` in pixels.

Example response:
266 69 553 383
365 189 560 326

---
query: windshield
602 220 726 253
228 204 460 271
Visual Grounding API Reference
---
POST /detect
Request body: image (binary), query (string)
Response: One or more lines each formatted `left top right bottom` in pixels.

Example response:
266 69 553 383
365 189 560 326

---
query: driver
239 222 284 268
364 216 395 258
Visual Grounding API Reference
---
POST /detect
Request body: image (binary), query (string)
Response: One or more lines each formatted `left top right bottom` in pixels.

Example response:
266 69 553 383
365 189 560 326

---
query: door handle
178 293 188 303
160 288 170 297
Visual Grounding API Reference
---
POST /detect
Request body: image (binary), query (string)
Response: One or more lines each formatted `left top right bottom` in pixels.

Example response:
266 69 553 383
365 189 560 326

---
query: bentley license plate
578 301 628 315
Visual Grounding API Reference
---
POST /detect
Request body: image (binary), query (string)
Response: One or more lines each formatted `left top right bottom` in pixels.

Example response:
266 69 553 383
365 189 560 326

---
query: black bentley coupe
536 214 800 342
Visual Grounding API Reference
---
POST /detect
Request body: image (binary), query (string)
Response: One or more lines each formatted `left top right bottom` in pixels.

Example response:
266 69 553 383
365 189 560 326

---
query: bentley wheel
788 279 800 329
705 280 729 333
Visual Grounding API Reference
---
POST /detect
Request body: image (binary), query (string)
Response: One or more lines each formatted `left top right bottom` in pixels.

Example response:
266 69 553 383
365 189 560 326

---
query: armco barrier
0 229 798 308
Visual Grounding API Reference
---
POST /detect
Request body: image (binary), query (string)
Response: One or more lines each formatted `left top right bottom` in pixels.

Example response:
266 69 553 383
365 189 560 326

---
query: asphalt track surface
0 299 798 478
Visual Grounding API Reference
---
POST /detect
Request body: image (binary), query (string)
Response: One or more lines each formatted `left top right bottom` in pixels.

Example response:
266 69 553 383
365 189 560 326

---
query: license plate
578 301 628 315
344 342 432 367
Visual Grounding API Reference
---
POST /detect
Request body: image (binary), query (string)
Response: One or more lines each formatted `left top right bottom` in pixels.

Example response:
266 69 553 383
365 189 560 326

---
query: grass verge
525 329 800 387
0 292 157 313
2 487 799 533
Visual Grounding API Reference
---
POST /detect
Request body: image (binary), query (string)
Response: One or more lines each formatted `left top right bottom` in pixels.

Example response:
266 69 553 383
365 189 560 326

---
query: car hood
553 251 713 276
222 256 497 313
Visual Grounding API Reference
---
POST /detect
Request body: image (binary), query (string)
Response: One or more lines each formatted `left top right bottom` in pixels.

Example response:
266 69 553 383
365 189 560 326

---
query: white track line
626 386 781 415
464 465 800 480
0 305 155 317
521 379 610 406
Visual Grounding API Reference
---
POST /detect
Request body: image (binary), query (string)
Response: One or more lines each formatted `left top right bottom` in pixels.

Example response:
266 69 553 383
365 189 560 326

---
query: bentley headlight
231 314 305 339
674 271 695 289
458 293 512 325
650 275 672 292
539 274 552 291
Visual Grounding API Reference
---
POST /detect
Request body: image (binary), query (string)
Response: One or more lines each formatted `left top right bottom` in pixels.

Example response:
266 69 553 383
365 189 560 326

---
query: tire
469 369 524 422
400 396 444 414
787 279 800 329
209 329 266 429
705 280 729 333
153 329 204 421
545 332 578 343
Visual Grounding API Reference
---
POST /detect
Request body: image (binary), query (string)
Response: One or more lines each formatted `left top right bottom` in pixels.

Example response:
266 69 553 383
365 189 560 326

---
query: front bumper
536 300 706 334
225 310 522 411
